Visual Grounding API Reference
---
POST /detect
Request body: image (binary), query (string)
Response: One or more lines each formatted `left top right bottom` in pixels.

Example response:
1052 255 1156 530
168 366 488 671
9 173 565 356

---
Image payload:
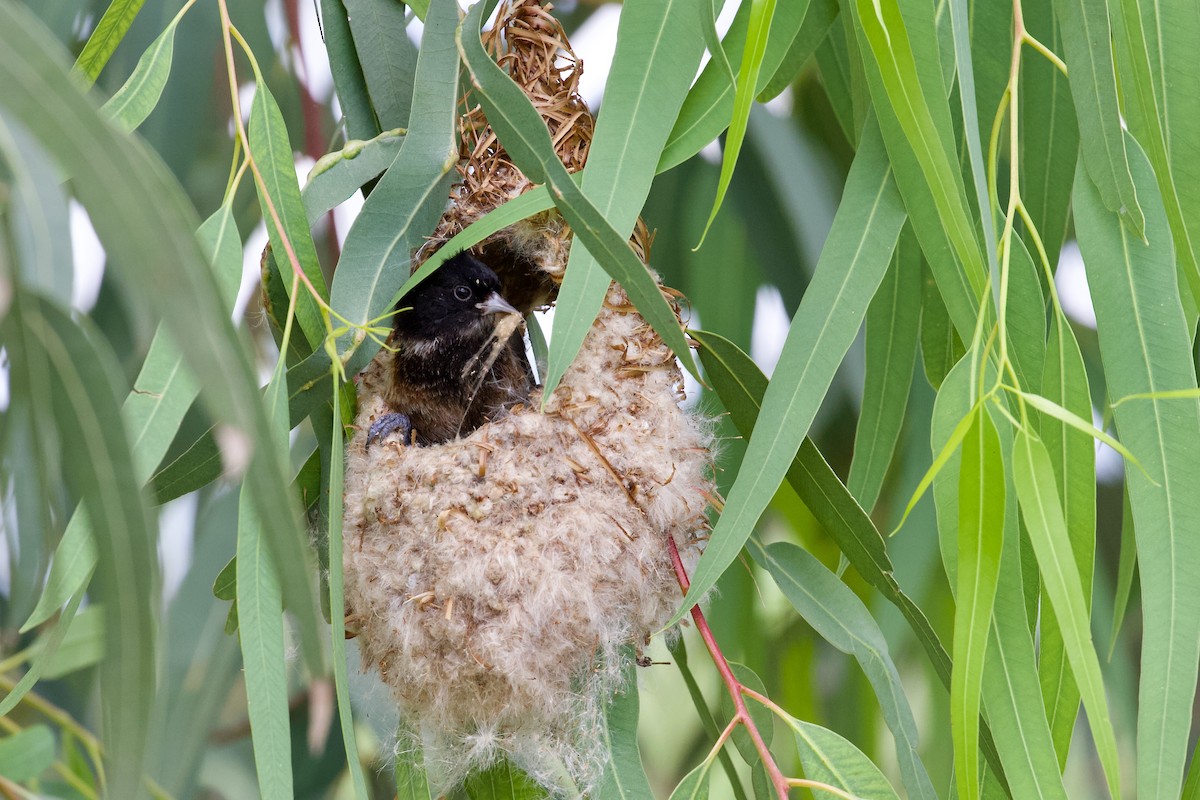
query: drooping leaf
73 0 148 84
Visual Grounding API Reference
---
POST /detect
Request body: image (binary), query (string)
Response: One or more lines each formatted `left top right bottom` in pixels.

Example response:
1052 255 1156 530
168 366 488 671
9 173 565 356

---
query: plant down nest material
342 1 715 792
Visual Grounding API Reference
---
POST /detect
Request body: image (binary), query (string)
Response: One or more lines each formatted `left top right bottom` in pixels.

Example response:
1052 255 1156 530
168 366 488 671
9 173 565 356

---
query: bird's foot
366 412 413 448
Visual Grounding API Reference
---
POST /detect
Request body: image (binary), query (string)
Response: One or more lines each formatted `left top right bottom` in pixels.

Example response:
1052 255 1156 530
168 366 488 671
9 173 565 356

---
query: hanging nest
342 0 715 792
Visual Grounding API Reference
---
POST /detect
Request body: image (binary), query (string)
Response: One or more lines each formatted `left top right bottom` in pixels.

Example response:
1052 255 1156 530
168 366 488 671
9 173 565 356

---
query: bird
367 251 534 447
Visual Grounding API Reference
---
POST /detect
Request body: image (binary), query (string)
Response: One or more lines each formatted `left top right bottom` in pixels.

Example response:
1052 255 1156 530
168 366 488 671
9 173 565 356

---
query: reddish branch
667 538 791 800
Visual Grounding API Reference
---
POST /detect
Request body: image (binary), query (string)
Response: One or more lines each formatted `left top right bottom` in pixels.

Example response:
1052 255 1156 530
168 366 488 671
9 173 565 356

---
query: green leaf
717 663 774 767
1011 430 1121 798
327 380 370 797
330 0 459 375
0 2 324 676
250 80 329 350
1107 487 1136 660
1004 237 1046 394
0 110 73 304
302 128 406 225
696 0 778 246
464 759 547 800
596 668 655 800
659 0 832 173
458 0 700 387
918 261 966 390
1052 0 1144 237
9 292 157 800
673 121 905 624
847 0 985 340
0 725 55 782
668 761 711 800
756 0 837 102
101 3 186 133
951 408 1005 800
789 719 901 800
344 0 417 130
395 748 432 800
73 0 148 84
1074 136 1200 800
21 508 97 632
319 0 381 141
1036 309 1094 765
848 223 921 511
541 0 706 397
752 540 937 800
0 590 86 717
36 603 105 679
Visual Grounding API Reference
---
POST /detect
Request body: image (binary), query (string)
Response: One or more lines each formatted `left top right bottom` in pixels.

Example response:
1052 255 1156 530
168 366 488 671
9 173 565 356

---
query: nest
342 1 714 792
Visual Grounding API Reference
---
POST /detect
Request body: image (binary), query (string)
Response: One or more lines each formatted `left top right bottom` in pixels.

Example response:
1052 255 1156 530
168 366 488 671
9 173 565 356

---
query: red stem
667 538 790 800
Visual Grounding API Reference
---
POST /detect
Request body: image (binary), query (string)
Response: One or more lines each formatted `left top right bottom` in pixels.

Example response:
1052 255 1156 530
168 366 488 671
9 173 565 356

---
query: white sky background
0 2 1122 597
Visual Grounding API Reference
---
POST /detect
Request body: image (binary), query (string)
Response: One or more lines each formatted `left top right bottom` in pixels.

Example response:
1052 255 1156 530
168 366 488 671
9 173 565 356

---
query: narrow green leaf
302 127 406 225
952 408 1005 800
0 590 86 717
319 0 381 141
596 667 655 800
395 748 432 800
36 603 105 679
21 509 97 632
344 0 417 130
328 380 370 797
700 0 736 89
752 540 937 800
696 0 778 246
0 2 324 675
1074 136 1200 800
789 719 902 799
541 0 707 397
756 0 837 102
672 120 905 624
1052 0 1144 237
464 759 547 800
847 0 986 339
213 555 237 601
73 0 148 84
660 0 832 173
12 292 157 800
1012 430 1120 798
0 725 55 782
1004 237 1045 394
250 80 328 350
1008 388 1140 467
101 5 185 133
1036 309 1094 765
330 0 459 375
150 426 222 503
919 262 966 390
1107 487 1136 660
848 223 920 511
458 0 700 387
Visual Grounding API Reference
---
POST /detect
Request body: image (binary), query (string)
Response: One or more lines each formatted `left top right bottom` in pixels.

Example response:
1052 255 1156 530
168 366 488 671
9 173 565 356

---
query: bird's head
395 252 520 344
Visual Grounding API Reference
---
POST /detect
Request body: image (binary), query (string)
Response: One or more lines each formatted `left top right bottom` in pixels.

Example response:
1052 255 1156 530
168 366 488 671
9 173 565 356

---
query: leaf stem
667 538 791 800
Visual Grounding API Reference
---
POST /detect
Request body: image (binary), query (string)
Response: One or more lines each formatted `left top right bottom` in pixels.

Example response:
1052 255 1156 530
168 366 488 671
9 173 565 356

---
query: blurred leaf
0 110 72 303
1012 429 1120 796
789 718 901 799
0 590 86 718
458 0 700 387
1074 136 1200 800
36 603 104 680
9 291 157 800
250 80 329 350
1107 487 1136 660
464 759 547 800
73 0 148 84
0 2 324 676
848 223 921 511
951 408 1004 800
667 761 711 800
213 555 237 601
0 725 55 783
813 14 869 146
302 127 406 225
345 0 417 130
319 0 381 141
673 121 905 624
330 0 459 375
542 0 706 397
101 1 189 133
752 540 938 800
1052 0 1144 237
1036 309 1094 764
21 509 97 632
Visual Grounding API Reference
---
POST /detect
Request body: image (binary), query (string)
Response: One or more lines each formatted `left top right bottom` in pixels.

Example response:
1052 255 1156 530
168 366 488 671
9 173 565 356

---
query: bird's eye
453 285 473 301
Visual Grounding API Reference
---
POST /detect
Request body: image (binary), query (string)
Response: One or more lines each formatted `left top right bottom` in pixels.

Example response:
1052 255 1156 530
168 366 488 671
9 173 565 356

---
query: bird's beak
477 292 519 316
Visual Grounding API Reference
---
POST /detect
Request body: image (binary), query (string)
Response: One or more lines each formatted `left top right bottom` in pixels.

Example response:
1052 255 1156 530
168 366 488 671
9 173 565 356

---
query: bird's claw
367 412 413 448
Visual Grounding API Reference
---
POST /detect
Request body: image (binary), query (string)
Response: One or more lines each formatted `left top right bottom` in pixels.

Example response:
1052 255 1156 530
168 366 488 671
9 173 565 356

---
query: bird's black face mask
394 252 518 344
